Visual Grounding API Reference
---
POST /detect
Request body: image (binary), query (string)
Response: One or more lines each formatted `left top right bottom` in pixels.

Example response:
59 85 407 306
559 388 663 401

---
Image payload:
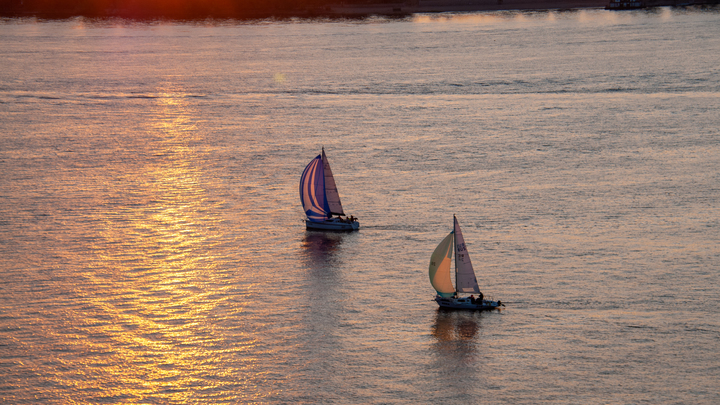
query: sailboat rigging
299 148 359 231
429 215 503 310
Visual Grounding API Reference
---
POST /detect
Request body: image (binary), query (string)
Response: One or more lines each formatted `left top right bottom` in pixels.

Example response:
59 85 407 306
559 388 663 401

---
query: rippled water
1 8 720 404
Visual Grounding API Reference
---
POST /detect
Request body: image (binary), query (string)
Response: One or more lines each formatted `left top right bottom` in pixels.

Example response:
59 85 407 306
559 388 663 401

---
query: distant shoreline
1 0 717 20
330 0 718 16
325 0 608 16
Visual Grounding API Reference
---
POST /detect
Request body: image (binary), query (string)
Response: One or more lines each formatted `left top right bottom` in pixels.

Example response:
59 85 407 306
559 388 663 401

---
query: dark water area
1 9 720 404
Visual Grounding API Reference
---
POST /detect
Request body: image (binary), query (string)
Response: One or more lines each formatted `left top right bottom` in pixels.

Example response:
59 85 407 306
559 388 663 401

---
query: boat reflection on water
429 303 505 398
428 310 487 399
295 230 351 385
300 231 348 270
432 310 482 343
298 231 350 311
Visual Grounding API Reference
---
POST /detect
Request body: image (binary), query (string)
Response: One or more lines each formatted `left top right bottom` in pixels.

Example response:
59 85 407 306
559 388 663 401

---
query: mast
454 215 458 295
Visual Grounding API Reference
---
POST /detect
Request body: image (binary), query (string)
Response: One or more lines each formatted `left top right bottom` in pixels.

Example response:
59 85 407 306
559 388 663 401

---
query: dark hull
305 218 359 231
434 296 502 310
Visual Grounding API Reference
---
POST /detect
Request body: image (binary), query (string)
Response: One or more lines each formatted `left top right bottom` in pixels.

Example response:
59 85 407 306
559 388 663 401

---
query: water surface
1 8 719 404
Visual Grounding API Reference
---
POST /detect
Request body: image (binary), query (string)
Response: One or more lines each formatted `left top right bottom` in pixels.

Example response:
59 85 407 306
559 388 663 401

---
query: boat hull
306 218 359 231
434 295 502 310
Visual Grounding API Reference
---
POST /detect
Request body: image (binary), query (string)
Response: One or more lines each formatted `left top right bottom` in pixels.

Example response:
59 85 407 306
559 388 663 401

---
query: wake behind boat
300 148 359 231
429 215 503 310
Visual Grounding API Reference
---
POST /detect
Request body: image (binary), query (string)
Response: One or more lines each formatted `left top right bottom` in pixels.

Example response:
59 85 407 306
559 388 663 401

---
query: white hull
306 218 359 231
434 295 502 310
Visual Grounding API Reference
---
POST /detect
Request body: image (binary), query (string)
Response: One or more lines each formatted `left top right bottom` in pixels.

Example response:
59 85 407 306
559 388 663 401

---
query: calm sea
1 8 719 404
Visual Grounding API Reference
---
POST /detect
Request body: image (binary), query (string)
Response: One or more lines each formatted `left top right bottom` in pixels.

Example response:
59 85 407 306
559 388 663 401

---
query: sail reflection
427 309 489 399
300 231 347 269
298 230 351 312
431 310 483 366
432 310 482 342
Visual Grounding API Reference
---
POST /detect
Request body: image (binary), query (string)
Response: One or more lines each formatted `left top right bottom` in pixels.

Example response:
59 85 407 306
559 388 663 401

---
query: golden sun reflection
61 88 264 402
273 72 287 84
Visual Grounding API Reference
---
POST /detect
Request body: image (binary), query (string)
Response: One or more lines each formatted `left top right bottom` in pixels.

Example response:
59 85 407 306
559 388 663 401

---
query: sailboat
299 148 359 231
429 215 503 310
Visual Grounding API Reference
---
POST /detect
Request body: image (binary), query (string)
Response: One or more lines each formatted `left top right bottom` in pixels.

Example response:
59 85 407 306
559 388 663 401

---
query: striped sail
321 148 345 216
454 216 481 294
299 155 331 222
429 231 455 298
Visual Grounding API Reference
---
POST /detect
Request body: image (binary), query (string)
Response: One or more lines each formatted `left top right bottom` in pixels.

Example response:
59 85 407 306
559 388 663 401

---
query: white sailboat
429 215 503 310
300 148 359 231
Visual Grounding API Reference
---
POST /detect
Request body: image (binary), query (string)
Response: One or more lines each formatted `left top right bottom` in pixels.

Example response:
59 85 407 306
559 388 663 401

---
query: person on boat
478 292 484 303
470 295 476 304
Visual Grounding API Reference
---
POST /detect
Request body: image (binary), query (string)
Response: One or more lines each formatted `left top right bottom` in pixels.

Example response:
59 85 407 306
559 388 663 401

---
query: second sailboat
299 148 359 231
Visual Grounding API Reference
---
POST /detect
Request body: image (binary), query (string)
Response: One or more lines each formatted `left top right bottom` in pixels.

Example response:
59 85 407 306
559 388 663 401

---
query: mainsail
299 155 331 222
454 216 481 294
321 148 345 216
429 231 456 298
